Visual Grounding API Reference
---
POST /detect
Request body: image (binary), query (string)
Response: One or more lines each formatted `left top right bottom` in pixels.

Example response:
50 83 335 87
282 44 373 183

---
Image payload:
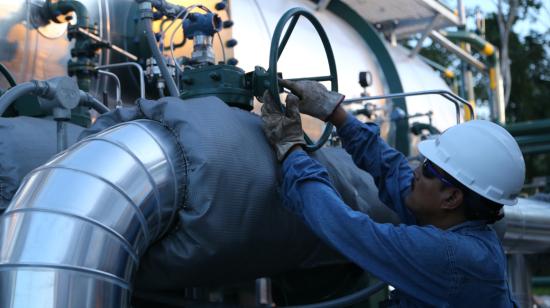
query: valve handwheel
268 8 338 152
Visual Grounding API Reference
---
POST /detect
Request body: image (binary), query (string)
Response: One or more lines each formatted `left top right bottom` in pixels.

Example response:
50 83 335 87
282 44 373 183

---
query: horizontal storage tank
1 0 458 154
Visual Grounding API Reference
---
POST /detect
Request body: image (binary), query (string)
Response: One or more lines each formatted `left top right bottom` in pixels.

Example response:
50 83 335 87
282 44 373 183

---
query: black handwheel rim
268 8 338 152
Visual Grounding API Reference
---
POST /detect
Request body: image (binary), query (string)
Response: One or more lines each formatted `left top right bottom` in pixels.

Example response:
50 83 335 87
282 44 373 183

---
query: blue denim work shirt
282 116 517 307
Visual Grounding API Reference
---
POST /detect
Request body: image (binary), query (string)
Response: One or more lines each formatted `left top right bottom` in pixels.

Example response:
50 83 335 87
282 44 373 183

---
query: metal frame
343 90 475 124
409 15 440 58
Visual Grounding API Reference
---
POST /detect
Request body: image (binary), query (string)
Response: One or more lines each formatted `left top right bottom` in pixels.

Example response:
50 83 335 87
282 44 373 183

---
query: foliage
483 13 550 181
406 12 550 181
483 13 550 121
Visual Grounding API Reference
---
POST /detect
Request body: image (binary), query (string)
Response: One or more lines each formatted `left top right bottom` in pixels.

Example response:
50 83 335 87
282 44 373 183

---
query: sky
443 0 550 36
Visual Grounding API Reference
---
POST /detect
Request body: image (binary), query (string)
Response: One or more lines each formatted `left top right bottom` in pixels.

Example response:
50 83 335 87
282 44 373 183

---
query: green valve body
179 64 254 111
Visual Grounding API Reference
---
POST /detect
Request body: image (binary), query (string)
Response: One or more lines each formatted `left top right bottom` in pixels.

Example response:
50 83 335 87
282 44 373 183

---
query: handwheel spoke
286 75 333 82
277 15 300 60
268 8 337 152
304 134 314 144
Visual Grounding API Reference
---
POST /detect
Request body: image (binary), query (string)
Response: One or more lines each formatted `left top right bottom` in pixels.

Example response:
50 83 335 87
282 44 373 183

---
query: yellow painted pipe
464 100 476 121
489 67 497 90
483 43 495 56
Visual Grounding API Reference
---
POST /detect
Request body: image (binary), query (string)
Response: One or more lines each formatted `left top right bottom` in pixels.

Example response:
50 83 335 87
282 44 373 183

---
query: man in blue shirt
260 79 525 307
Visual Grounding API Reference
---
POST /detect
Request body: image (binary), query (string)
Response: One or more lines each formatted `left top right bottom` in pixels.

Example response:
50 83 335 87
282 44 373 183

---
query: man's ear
441 188 463 210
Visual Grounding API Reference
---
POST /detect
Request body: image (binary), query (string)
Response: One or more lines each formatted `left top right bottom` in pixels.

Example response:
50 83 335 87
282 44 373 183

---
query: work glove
279 79 345 121
261 91 306 161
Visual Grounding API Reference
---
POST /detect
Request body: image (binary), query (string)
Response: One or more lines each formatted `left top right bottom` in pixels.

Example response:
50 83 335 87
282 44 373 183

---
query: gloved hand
261 91 306 161
279 79 345 121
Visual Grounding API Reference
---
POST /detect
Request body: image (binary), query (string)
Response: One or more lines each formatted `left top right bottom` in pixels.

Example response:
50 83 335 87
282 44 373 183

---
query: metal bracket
409 15 440 58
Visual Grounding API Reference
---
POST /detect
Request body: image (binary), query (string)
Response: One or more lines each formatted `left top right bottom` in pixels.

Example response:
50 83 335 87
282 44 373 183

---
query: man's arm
328 107 415 223
282 150 451 306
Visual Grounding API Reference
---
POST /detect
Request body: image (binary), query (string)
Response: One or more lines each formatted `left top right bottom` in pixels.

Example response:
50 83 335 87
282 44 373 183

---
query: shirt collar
447 220 486 232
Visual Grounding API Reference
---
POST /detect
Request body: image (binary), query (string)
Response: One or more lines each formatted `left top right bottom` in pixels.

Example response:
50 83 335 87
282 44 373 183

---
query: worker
260 79 524 307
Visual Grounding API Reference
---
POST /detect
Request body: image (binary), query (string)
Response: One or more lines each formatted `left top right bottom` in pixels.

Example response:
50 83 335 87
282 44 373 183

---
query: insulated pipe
496 198 550 254
80 91 111 114
0 120 184 308
0 63 17 87
0 81 38 116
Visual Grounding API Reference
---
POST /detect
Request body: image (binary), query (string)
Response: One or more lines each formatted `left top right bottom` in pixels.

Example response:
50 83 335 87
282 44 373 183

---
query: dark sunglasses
422 159 455 187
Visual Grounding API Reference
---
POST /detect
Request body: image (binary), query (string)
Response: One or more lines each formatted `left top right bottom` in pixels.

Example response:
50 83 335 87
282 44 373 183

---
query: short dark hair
436 168 504 224
451 179 504 224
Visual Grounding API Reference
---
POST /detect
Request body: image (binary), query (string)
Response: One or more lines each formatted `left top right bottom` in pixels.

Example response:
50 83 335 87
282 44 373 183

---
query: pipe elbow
0 120 185 307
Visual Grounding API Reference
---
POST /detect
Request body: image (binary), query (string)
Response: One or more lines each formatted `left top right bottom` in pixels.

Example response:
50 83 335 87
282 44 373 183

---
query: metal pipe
76 28 138 61
429 31 486 71
417 55 455 78
507 254 532 308
56 120 68 152
0 120 184 307
0 81 38 116
79 91 110 114
496 198 550 254
96 63 146 99
98 70 122 108
409 15 439 58
440 30 495 57
502 119 550 137
343 90 474 124
533 277 550 286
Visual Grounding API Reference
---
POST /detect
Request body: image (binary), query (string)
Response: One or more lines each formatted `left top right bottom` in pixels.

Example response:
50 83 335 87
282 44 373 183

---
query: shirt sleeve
337 116 415 224
282 150 451 306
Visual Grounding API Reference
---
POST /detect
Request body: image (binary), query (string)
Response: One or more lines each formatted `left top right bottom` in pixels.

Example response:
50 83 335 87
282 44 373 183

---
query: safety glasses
422 159 455 187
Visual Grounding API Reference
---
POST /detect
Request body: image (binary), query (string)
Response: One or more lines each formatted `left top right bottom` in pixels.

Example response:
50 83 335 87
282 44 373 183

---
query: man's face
405 160 455 220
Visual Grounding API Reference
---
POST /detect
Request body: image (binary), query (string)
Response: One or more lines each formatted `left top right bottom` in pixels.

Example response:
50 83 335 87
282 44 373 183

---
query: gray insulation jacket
0 96 398 306
81 97 398 291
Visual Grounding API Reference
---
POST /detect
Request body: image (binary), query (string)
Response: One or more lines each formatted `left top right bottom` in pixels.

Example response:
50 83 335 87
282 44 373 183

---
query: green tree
484 13 550 182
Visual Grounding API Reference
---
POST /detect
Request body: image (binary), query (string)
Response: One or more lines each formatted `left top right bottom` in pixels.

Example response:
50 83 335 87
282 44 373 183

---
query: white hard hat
418 120 525 205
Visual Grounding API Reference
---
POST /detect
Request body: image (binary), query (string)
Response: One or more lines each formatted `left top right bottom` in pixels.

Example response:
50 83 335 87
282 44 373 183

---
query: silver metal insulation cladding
0 120 185 308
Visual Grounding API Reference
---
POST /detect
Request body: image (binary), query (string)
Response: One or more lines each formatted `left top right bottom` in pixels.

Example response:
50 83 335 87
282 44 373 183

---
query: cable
170 4 200 74
169 4 212 71
253 0 271 39
170 20 186 74
143 16 179 96
160 19 186 50
159 8 187 51
0 64 17 87
217 32 226 63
